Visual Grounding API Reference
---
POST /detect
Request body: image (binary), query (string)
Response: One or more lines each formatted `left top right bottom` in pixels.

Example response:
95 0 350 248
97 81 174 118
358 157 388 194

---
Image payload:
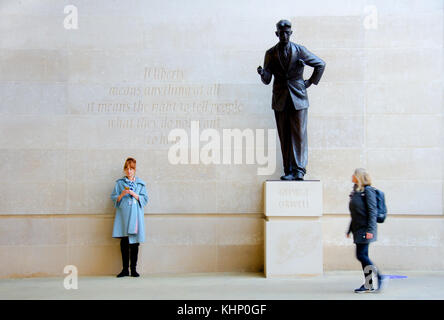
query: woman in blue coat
347 168 383 293
111 157 148 277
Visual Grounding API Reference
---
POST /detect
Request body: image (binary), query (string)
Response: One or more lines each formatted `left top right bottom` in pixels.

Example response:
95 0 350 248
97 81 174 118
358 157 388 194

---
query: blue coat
111 176 149 244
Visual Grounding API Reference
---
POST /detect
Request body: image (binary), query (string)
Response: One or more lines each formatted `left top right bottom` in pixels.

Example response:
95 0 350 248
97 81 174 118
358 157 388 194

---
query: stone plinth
264 180 323 277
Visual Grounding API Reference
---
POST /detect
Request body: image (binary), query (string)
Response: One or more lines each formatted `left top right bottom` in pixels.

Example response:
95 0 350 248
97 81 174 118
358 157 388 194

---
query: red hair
123 157 136 170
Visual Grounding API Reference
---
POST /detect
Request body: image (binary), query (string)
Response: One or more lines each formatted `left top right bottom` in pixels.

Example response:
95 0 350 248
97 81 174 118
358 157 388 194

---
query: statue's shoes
293 172 304 181
280 174 295 181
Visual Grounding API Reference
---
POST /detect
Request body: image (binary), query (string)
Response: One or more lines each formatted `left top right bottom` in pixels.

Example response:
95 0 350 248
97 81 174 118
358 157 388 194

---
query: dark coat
261 42 326 111
347 185 378 244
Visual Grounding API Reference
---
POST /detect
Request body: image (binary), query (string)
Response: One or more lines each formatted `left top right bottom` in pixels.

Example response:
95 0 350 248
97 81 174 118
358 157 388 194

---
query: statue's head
275 19 292 44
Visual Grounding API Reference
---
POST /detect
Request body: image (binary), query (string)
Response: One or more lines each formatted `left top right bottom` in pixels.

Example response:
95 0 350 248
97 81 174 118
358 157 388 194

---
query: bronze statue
258 20 325 180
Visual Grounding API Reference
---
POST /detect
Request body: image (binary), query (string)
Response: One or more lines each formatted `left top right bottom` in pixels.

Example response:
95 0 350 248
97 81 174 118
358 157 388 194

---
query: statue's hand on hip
304 79 312 88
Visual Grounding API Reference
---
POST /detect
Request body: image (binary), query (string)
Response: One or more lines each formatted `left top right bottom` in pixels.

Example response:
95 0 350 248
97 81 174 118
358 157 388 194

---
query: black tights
356 243 380 285
120 237 139 269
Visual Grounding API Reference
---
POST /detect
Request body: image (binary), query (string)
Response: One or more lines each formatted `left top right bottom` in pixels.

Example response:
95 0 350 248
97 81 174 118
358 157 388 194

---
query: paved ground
0 271 443 300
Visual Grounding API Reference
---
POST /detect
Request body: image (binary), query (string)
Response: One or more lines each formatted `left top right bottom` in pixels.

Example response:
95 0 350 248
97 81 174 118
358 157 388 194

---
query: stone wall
0 0 442 277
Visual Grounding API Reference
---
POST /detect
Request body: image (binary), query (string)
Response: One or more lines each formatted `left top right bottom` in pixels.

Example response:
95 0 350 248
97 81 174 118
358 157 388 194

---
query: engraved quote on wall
85 67 244 148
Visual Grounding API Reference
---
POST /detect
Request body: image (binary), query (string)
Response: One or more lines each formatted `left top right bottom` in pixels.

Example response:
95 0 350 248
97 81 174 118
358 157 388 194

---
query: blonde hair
353 168 372 192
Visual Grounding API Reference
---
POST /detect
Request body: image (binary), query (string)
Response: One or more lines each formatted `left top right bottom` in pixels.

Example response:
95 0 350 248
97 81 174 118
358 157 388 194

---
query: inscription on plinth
264 180 322 217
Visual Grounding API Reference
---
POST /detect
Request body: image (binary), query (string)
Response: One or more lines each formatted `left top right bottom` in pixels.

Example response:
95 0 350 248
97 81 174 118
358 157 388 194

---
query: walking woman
347 168 383 293
111 157 149 277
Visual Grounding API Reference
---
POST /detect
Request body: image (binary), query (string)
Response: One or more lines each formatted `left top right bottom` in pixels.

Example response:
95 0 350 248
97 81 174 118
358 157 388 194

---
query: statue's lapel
275 45 286 72
288 43 297 72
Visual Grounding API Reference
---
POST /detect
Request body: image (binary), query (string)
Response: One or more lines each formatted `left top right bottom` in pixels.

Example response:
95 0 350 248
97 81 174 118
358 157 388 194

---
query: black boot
130 242 140 277
117 237 129 277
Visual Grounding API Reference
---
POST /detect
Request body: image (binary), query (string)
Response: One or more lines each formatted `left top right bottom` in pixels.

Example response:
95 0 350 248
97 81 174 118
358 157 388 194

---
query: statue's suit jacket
261 42 326 111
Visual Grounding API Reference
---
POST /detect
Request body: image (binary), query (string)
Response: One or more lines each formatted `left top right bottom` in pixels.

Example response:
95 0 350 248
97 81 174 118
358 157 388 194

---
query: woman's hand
117 189 130 202
129 190 139 201
366 232 373 239
120 189 131 197
346 233 350 238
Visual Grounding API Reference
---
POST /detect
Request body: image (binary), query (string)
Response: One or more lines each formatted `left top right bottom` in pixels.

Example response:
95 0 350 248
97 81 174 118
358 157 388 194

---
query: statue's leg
274 108 291 175
289 108 308 178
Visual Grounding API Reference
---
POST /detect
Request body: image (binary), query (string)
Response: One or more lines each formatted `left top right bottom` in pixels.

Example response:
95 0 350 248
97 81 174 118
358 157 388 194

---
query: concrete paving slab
0 271 443 300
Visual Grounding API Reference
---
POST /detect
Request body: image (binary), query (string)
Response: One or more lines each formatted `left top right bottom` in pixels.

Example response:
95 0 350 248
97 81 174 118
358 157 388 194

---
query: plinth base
264 180 323 278
264 218 323 277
